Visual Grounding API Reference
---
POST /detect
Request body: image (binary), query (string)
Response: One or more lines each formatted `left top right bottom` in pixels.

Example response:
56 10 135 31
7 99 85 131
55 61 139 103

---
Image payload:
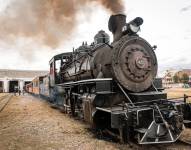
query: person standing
22 89 25 95
14 87 17 96
18 88 21 96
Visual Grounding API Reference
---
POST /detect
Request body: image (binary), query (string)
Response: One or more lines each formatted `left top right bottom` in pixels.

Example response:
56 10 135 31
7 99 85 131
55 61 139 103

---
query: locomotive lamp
122 17 144 35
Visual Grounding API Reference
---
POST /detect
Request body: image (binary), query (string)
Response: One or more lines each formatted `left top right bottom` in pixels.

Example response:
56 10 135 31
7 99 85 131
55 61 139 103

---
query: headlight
122 17 143 35
129 24 140 33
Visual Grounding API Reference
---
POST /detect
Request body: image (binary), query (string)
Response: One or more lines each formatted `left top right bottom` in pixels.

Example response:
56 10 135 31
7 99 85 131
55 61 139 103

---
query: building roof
163 69 178 78
0 69 48 78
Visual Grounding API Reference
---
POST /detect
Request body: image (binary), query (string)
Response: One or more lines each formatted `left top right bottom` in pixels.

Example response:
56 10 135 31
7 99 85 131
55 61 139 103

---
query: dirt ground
0 93 8 98
0 94 191 150
165 88 191 102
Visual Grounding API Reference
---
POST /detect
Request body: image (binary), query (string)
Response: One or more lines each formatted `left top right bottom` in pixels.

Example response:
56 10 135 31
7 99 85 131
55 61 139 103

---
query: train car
31 76 44 95
25 82 33 93
29 14 191 145
39 75 50 100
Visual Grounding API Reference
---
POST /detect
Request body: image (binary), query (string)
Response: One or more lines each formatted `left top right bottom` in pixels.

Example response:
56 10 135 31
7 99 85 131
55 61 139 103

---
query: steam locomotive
26 14 191 144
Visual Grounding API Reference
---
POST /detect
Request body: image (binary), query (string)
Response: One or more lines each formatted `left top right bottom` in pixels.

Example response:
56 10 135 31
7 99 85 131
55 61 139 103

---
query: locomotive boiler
45 14 191 144
58 14 157 93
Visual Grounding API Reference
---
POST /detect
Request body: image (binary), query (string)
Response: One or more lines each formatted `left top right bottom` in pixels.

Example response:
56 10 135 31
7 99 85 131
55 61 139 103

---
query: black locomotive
27 14 191 144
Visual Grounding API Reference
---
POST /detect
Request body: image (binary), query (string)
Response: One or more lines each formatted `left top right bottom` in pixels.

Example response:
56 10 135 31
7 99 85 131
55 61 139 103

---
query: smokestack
108 14 126 42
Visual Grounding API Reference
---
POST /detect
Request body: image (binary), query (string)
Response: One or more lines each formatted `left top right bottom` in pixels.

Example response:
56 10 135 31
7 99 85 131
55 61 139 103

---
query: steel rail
0 94 9 101
0 94 13 113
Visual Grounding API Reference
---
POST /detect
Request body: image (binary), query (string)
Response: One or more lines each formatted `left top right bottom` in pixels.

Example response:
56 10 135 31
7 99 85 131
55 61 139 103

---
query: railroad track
0 94 13 112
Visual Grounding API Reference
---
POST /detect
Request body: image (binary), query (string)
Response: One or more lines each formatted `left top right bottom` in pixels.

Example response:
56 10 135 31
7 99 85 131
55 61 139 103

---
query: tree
181 73 189 84
173 74 179 83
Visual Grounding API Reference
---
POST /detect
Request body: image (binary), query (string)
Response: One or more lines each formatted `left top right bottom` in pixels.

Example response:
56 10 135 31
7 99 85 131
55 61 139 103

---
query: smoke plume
94 0 124 14
0 0 124 60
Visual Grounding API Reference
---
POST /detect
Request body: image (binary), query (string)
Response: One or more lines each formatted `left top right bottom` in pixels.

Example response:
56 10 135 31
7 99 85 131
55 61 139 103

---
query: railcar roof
49 52 73 64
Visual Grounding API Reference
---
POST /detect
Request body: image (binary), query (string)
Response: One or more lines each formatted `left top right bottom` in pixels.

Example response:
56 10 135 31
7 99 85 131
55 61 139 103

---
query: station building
0 69 48 93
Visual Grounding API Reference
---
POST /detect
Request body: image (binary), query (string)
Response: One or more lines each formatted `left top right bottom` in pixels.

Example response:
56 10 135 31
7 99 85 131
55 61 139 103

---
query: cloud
180 5 191 12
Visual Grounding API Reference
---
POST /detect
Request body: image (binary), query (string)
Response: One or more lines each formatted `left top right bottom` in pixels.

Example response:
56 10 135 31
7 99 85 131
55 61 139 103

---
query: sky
0 0 190 77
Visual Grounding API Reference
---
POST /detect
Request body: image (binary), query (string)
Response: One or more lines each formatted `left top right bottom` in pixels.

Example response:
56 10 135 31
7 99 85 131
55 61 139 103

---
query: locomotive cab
49 52 73 86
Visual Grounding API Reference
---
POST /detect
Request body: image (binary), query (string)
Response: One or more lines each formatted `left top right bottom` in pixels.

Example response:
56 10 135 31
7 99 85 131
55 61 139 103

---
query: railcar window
55 60 61 74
